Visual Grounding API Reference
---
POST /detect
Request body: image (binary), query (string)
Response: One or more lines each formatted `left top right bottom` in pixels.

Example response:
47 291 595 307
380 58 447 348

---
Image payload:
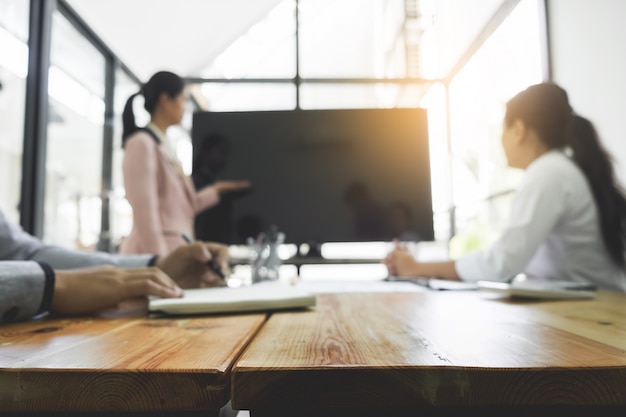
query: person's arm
194 184 220 213
454 165 566 282
1 206 153 269
1 209 158 323
123 134 169 255
0 259 185 323
194 180 252 213
48 242 229 317
31 246 153 269
0 241 230 323
385 162 567 282
0 261 50 322
155 241 230 288
384 245 460 280
50 265 183 316
1 207 228 323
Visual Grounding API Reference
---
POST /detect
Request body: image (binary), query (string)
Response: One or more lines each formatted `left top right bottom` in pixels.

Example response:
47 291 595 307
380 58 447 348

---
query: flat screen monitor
191 108 433 245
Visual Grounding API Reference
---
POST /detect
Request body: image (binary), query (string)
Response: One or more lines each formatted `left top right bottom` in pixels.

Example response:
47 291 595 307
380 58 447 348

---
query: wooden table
231 290 626 416
0 311 266 416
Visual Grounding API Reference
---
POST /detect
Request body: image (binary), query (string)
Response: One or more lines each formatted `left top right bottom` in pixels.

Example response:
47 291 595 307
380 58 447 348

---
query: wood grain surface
231 291 626 410
0 313 266 413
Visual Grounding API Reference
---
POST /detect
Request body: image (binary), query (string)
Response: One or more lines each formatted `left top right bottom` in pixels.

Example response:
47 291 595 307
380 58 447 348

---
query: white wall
548 0 626 186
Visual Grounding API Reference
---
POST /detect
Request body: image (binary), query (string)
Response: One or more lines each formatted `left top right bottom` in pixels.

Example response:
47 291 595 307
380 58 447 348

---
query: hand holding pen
180 232 228 284
156 234 229 289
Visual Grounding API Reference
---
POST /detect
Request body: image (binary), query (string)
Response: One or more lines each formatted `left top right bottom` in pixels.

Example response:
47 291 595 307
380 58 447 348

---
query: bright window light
320 241 391 259
299 263 388 281
202 0 295 79
278 244 298 260
228 264 298 287
227 244 298 262
88 95 105 125
48 65 91 117
173 134 193 175
0 26 27 78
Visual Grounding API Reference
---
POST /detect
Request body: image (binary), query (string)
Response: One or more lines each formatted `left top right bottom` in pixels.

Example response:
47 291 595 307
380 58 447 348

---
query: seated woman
385 83 626 292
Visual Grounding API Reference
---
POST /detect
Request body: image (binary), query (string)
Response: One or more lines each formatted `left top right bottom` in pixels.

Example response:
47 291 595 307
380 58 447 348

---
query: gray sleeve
1 209 153 323
0 261 46 323
1 208 153 269
31 246 153 269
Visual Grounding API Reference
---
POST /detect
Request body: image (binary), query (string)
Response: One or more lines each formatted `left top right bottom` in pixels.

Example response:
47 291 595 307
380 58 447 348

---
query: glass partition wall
0 0 29 224
12 0 547 253
446 0 545 257
44 10 106 248
13 0 141 250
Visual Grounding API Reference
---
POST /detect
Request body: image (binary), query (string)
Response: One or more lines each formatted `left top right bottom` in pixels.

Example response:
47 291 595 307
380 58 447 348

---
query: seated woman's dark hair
122 71 185 146
505 83 626 268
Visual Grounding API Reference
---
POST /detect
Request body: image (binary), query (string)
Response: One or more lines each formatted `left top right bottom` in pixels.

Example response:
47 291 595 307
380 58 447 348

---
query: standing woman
385 83 626 292
120 71 250 255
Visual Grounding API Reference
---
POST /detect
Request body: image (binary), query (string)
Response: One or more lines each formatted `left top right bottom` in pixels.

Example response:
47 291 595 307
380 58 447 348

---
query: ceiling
65 0 283 81
64 0 507 83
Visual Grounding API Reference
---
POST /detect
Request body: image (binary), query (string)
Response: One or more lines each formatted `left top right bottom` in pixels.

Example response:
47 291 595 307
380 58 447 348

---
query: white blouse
455 150 626 292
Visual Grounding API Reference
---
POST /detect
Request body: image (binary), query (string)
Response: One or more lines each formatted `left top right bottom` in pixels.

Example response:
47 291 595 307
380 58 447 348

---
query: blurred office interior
1 0 624 268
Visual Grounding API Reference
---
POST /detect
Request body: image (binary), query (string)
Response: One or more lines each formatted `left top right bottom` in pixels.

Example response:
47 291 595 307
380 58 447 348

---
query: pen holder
249 228 284 284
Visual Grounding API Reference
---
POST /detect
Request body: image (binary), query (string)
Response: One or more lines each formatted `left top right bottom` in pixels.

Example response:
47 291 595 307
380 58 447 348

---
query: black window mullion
21 0 56 237
96 57 117 252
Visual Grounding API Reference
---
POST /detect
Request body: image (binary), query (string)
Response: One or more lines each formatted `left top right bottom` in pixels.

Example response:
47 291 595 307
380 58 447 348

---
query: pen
180 232 227 281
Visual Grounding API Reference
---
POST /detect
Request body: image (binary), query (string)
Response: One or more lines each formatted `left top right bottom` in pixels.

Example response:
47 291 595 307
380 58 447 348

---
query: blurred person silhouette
236 214 265 245
192 133 252 243
385 200 421 242
120 71 250 255
342 181 386 241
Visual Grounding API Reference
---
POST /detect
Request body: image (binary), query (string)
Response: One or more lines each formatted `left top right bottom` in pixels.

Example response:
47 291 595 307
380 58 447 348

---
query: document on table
296 279 423 294
477 280 596 300
384 276 479 290
149 281 316 316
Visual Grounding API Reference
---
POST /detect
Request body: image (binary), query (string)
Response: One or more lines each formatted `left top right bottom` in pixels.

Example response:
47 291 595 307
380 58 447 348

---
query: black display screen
191 108 432 245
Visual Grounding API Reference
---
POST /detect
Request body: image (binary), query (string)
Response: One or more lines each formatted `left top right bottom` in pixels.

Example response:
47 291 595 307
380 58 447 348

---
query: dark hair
122 71 184 146
505 83 626 267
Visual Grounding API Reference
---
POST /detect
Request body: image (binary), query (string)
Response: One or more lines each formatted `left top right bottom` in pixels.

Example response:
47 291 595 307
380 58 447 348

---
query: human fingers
234 180 252 188
383 252 393 265
226 180 252 192
203 242 230 272
190 241 231 279
383 253 397 274
51 266 182 318
198 272 228 288
179 242 228 285
125 268 183 298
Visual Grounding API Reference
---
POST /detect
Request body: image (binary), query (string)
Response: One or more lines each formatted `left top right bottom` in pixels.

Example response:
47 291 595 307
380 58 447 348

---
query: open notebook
149 281 316 316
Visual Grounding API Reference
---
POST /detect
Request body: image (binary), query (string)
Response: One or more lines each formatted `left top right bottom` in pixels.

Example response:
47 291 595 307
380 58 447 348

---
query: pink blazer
119 131 219 256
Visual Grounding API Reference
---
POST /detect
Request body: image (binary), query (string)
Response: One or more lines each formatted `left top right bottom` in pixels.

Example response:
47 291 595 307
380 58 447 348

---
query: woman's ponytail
568 116 626 267
121 71 184 148
122 91 141 147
